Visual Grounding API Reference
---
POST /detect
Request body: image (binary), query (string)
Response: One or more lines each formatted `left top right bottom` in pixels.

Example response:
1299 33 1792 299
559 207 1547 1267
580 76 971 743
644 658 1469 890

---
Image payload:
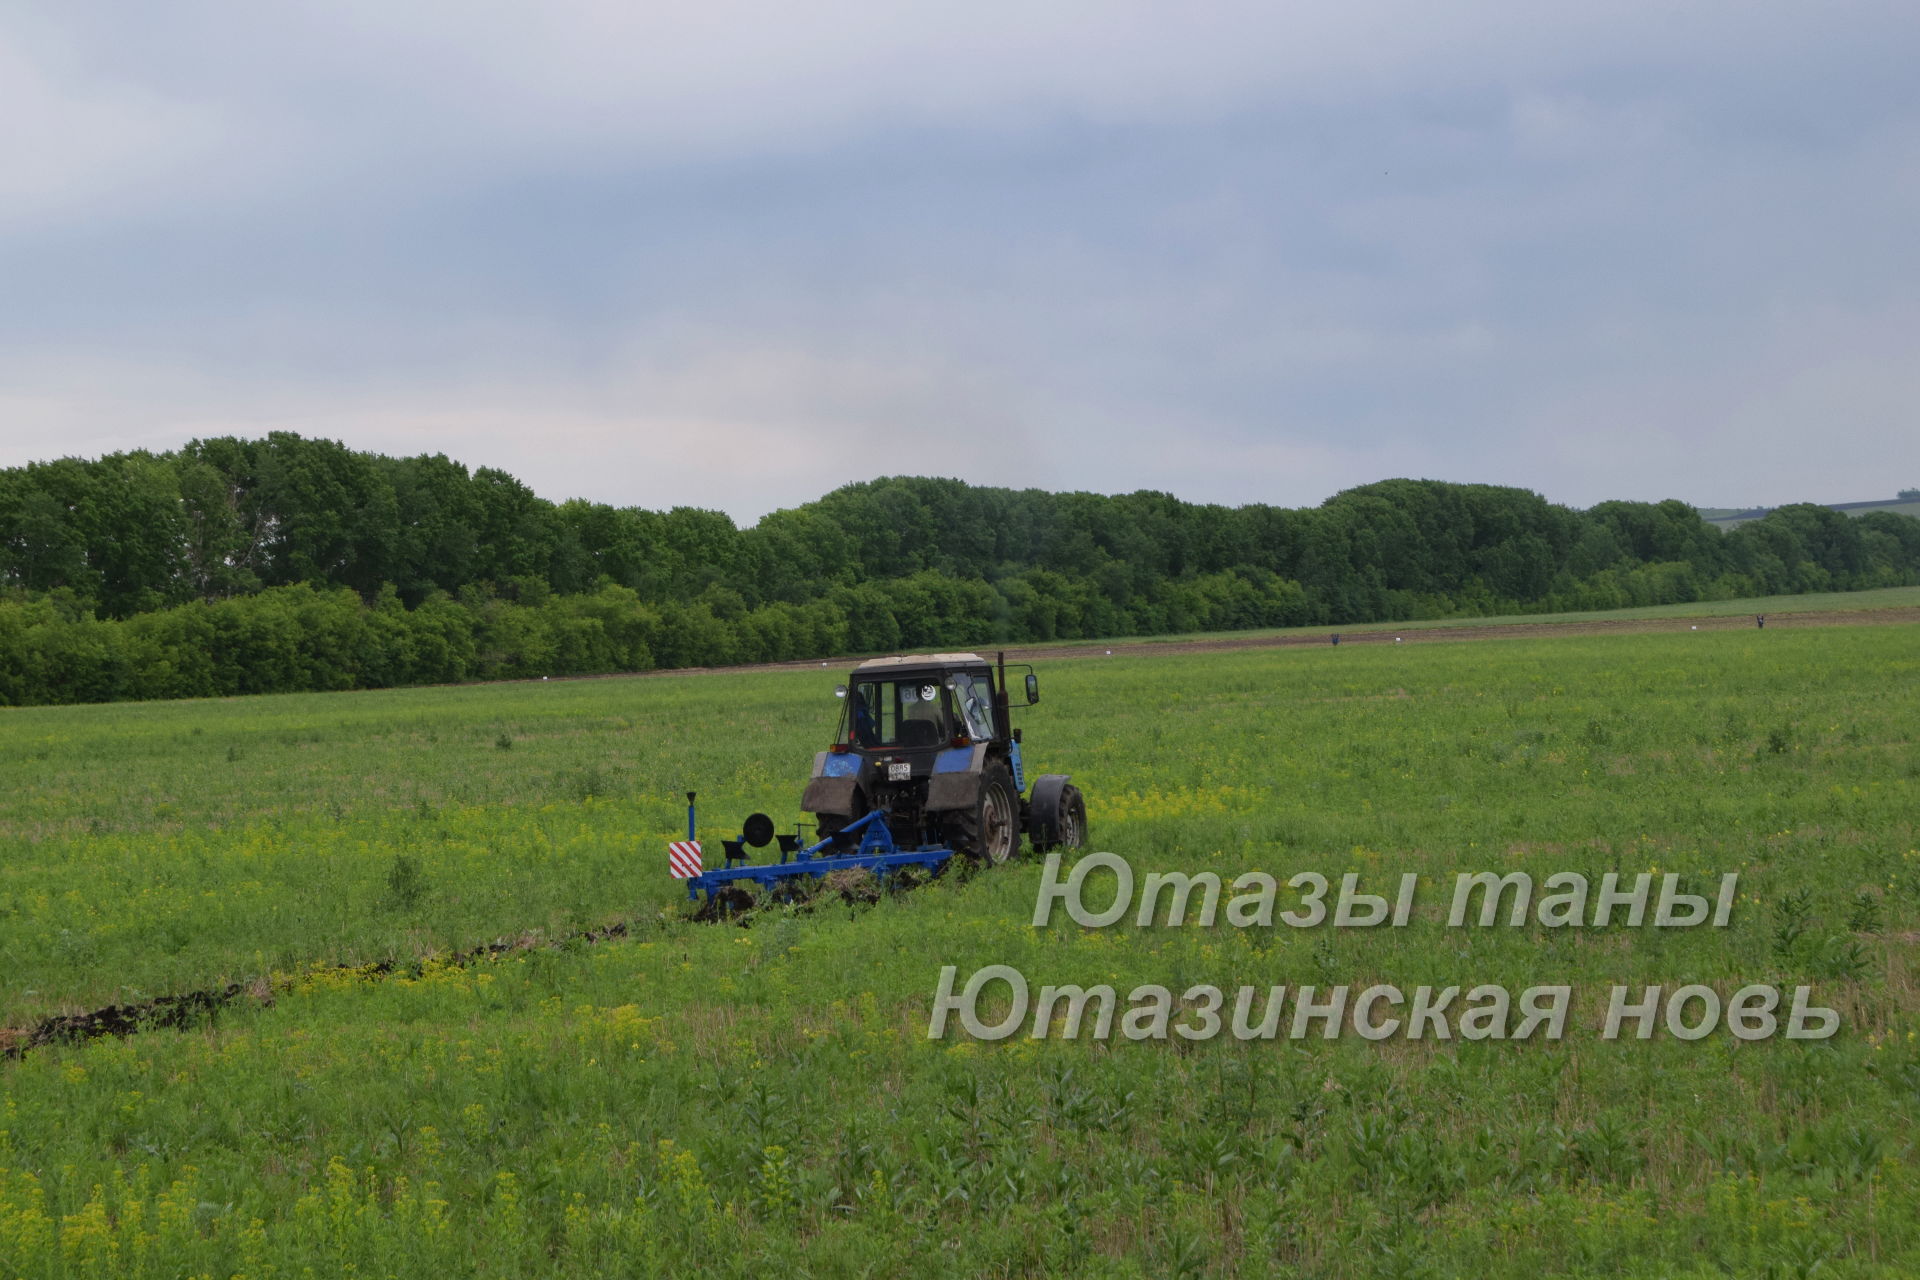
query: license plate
888 762 912 782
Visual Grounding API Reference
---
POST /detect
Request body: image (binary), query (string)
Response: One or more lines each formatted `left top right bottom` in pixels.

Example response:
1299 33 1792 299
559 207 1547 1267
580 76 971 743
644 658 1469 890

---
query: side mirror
1024 673 1040 705
834 684 848 699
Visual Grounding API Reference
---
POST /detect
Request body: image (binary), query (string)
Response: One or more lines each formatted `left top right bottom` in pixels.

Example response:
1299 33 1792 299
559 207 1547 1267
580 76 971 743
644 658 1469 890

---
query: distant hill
1700 495 1920 529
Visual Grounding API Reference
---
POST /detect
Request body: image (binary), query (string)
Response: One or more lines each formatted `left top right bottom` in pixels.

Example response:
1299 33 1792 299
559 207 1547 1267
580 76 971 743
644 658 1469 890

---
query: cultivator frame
678 794 954 905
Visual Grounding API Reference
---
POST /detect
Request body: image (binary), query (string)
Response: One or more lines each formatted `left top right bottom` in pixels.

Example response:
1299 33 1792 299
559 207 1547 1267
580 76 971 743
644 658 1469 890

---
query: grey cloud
2 3 1917 522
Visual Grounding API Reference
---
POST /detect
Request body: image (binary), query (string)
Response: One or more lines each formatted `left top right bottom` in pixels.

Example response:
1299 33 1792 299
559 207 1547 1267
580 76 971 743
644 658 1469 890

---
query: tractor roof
851 653 989 674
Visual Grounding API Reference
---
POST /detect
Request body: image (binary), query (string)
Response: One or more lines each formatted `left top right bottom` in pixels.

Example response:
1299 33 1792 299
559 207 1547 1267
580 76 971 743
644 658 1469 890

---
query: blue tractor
802 651 1087 865
675 652 1086 907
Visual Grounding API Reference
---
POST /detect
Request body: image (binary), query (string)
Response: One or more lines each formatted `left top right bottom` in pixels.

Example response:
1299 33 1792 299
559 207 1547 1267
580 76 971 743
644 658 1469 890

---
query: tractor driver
849 685 880 746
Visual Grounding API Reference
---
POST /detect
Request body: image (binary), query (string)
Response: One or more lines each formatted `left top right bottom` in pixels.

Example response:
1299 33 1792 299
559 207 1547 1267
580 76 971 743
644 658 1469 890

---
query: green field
4 624 1920 1276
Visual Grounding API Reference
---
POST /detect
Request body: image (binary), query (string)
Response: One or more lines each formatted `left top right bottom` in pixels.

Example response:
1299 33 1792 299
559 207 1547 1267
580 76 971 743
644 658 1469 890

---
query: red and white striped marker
668 840 703 879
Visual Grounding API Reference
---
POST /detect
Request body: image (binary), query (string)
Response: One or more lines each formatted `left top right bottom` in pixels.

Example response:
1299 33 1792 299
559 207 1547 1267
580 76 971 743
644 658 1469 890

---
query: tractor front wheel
954 762 1020 866
1054 784 1088 850
1028 777 1089 852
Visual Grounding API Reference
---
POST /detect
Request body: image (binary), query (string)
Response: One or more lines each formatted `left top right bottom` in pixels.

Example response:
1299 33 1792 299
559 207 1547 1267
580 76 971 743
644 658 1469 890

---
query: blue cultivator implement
673 792 954 906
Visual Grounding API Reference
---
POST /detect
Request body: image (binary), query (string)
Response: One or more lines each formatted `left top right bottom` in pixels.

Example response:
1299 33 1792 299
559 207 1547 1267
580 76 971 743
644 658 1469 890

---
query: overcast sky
3 3 1917 525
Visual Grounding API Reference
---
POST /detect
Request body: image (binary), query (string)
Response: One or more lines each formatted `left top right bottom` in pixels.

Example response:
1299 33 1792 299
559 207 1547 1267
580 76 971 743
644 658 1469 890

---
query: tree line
2 432 1916 705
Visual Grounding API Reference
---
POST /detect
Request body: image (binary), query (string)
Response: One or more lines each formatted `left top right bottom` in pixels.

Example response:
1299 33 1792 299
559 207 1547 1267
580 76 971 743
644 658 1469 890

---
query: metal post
686 791 697 841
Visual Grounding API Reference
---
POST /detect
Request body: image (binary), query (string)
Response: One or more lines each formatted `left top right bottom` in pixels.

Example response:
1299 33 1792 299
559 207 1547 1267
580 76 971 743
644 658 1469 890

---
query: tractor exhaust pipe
995 651 1010 738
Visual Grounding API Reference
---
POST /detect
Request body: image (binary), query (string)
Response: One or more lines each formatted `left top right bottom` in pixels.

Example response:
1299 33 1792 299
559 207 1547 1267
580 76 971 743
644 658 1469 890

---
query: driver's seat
896 718 943 749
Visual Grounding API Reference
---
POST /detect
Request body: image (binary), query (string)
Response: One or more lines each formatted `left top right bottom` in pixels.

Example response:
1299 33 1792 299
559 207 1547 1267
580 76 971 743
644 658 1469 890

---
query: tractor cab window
849 678 953 748
950 671 995 740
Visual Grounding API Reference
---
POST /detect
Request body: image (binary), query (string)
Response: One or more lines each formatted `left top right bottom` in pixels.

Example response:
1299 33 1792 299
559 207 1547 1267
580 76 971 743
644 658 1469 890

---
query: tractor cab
837 657 1001 755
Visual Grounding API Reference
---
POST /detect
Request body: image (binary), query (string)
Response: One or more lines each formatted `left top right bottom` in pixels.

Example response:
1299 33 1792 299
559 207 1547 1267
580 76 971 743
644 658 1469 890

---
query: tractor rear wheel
953 761 1020 866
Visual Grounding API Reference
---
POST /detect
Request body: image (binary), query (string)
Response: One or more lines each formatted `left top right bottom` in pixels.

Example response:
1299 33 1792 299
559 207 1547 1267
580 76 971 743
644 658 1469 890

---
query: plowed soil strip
1 923 654 1061
608 603 1920 680
2 873 907 1062
1004 605 1920 663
